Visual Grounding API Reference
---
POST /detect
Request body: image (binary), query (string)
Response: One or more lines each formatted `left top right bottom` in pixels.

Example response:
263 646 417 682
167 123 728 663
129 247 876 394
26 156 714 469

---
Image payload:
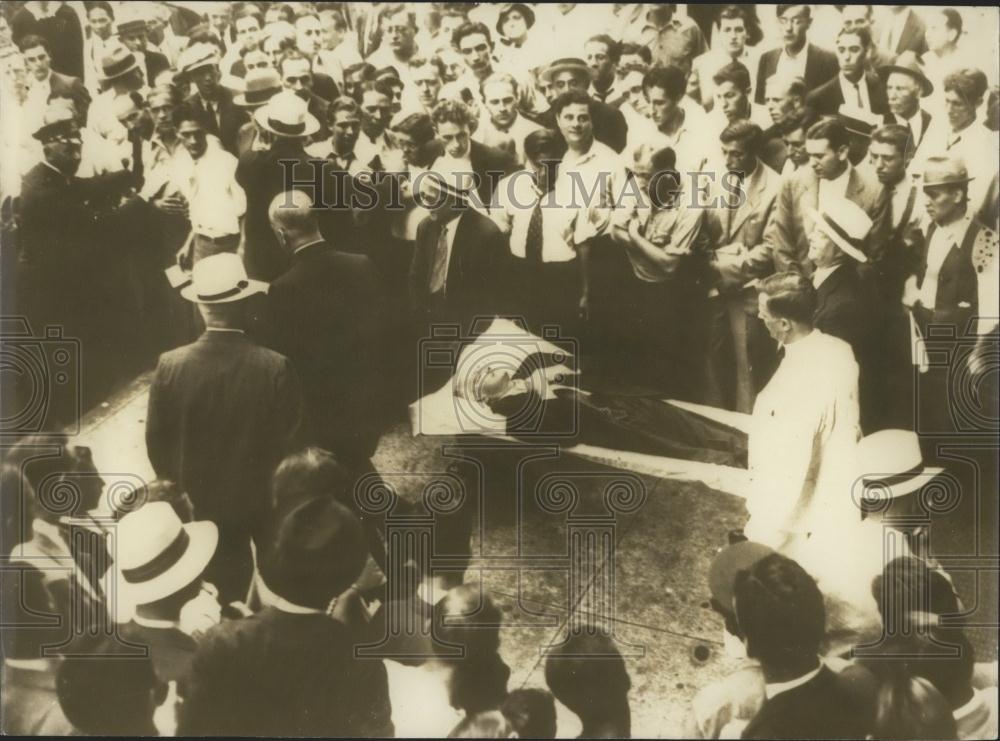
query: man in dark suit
10 0 84 78
237 91 322 282
179 42 249 156
904 157 998 436
178 497 392 737
18 34 90 121
146 253 304 602
763 117 885 276
734 553 875 738
265 190 390 471
116 13 171 85
409 172 507 339
18 104 143 418
754 5 838 105
426 99 518 209
537 57 629 154
806 27 888 117
879 6 928 58
880 52 934 154
807 197 881 432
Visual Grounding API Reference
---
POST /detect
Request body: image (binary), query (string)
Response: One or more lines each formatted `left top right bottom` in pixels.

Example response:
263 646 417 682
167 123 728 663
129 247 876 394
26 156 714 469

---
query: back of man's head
733 553 826 670
544 629 631 727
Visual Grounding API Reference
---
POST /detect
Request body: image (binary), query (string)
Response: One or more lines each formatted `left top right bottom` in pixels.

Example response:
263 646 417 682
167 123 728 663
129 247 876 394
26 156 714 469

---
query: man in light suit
754 5 838 105
704 122 782 413
762 117 885 277
146 253 304 602
19 34 90 123
879 6 928 58
806 27 888 118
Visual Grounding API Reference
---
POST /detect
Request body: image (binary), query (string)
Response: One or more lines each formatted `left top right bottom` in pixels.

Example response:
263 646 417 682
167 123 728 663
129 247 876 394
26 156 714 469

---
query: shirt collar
952 689 987 723
812 263 842 289
936 213 972 243
133 614 180 630
294 238 325 254
782 328 818 357
764 661 823 699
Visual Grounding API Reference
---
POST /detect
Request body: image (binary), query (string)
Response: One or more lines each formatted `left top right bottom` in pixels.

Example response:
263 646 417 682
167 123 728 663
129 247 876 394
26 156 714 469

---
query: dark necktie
525 200 544 264
853 82 863 107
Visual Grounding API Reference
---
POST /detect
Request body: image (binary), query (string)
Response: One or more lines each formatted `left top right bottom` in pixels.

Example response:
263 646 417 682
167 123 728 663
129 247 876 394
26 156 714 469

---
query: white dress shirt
746 329 861 548
896 107 926 150
764 662 823 699
818 163 853 204
775 44 808 82
169 137 246 238
491 171 578 262
919 214 973 309
838 73 872 113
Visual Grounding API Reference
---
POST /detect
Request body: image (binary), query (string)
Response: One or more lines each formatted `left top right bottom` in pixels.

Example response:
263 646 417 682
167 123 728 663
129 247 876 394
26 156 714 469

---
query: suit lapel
729 167 763 235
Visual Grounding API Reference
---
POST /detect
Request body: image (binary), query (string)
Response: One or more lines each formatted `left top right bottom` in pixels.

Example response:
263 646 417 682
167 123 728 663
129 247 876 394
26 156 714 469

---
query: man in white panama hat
807 196 881 432
236 90 322 281
114 502 220 684
146 252 303 603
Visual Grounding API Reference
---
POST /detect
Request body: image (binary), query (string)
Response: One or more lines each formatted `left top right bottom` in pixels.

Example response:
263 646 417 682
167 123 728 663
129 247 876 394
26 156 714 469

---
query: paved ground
75 373 997 738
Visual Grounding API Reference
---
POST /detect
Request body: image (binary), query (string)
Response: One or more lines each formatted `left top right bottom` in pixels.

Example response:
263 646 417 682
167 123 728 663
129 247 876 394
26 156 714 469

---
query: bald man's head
269 190 321 253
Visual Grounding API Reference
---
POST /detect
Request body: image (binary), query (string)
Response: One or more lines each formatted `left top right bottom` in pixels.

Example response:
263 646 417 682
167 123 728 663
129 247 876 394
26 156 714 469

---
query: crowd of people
1 1 998 738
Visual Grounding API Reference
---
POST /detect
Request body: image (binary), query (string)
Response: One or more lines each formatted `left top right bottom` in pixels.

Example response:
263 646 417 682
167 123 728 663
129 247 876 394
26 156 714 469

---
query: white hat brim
116 521 219 608
864 465 945 500
253 106 321 138
99 61 140 82
180 278 268 303
809 208 868 263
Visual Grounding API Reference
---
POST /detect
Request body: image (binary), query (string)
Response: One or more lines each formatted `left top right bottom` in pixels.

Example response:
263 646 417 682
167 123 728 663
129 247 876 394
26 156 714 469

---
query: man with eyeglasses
754 5 837 106
367 4 420 87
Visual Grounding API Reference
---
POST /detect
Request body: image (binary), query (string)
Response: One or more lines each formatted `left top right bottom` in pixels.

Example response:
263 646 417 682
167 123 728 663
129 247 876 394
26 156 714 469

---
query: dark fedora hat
259 496 367 611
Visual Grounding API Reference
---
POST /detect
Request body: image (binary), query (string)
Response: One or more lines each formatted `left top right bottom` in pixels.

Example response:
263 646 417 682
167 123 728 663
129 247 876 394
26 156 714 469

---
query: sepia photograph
0 1 998 737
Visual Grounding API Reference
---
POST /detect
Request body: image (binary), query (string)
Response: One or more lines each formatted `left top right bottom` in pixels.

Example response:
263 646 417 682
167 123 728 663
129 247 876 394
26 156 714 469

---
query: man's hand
901 275 920 309
178 583 222 639
153 193 189 217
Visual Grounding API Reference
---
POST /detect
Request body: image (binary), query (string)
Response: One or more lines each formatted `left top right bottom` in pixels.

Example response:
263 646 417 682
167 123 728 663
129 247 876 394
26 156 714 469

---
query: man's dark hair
17 34 50 55
344 61 376 81
807 116 851 151
544 630 632 723
524 128 567 163
871 556 961 628
233 4 263 26
186 27 227 54
733 552 826 669
586 34 621 65
266 2 296 22
780 106 817 136
172 102 211 130
452 21 492 51
642 65 687 101
721 120 763 155
87 1 115 19
550 88 593 118
871 123 914 157
943 68 988 107
57 652 162 735
757 272 818 325
650 145 677 173
940 7 963 35
776 4 810 19
390 111 435 145
712 60 751 92
279 47 313 73
271 447 353 511
619 42 652 66
501 688 558 739
837 25 872 48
